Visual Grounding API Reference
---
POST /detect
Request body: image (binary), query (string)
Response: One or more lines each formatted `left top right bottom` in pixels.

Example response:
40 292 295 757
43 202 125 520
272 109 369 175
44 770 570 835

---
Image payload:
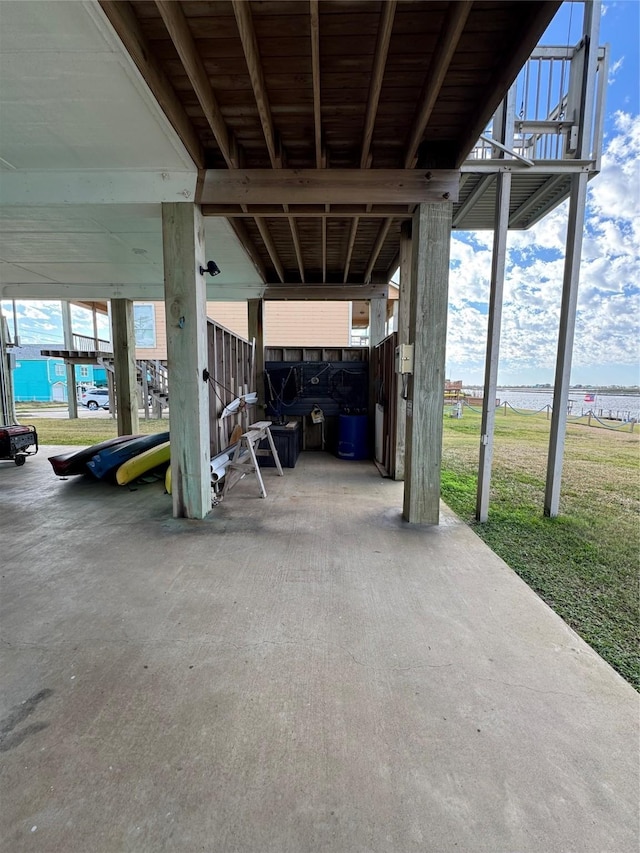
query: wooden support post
394 222 412 480
369 296 387 434
162 202 211 519
402 202 452 524
60 300 78 419
369 297 387 348
92 304 99 346
110 299 139 437
475 169 511 521
247 298 265 409
545 171 589 517
545 2 600 518
107 370 116 418
475 89 515 522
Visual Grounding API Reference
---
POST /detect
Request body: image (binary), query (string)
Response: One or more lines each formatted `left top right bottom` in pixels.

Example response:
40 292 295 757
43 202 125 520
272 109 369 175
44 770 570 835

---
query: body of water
463 389 640 420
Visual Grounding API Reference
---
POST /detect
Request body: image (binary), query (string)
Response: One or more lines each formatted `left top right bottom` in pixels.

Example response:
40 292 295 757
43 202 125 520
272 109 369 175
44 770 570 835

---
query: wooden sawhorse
222 421 283 499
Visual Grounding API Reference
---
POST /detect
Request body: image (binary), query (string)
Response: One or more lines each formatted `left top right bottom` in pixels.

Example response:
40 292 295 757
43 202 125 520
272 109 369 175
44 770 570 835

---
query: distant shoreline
462 386 640 397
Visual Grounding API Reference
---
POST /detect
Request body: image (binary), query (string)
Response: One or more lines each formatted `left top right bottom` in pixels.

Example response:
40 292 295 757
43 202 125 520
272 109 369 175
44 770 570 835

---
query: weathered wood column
60 300 78 419
394 221 412 481
110 299 139 436
247 298 265 408
403 201 452 524
369 298 387 347
162 202 211 519
369 296 387 432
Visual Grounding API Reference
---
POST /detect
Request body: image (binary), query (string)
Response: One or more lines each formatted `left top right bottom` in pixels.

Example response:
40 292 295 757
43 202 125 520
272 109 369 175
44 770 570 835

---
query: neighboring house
133 301 354 361
12 345 107 402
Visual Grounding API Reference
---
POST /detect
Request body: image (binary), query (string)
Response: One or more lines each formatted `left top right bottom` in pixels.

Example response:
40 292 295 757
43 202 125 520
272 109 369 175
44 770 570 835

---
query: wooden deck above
99 0 561 287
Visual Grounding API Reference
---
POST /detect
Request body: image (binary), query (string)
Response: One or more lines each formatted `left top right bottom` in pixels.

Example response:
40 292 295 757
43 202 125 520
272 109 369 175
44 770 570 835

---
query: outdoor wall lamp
200 260 221 277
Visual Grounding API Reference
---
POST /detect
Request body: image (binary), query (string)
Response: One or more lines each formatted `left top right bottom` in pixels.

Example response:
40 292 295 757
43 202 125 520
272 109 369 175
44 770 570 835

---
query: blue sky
446 0 640 386
2 1 639 387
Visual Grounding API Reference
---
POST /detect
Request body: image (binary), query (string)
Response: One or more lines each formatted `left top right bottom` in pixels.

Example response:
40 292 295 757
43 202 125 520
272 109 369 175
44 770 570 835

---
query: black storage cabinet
258 423 301 468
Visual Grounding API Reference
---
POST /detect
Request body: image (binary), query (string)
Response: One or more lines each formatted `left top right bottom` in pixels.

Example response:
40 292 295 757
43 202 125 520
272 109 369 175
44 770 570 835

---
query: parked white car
80 388 110 410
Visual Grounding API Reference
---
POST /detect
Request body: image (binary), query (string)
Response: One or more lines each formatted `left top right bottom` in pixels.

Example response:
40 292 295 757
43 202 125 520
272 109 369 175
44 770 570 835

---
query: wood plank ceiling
100 0 560 288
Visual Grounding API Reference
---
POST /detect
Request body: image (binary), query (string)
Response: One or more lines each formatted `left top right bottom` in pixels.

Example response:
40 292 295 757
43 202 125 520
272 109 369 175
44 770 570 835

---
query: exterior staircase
98 356 169 416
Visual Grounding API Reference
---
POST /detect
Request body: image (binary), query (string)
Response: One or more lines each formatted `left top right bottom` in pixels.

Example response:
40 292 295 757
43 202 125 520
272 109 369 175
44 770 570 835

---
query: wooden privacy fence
372 332 398 478
207 317 255 456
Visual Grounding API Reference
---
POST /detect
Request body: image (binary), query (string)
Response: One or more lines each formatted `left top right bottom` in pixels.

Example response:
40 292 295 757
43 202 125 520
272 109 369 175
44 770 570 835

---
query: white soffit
0 206 265 300
0 0 195 177
0 2 265 299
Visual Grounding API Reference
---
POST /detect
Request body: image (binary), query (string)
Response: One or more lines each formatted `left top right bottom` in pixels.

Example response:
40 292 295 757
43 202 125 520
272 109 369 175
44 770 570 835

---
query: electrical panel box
395 343 414 375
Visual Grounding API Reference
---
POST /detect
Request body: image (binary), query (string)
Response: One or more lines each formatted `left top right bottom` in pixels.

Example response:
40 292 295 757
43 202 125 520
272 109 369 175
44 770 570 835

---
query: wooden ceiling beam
199 170 459 206
227 219 269 283
154 0 235 168
322 217 327 282
361 0 396 169
264 285 389 301
364 218 393 284
98 1 205 169
343 217 359 281
309 0 322 170
385 250 400 283
255 219 285 283
232 0 281 169
201 205 414 218
403 1 472 169
288 217 306 282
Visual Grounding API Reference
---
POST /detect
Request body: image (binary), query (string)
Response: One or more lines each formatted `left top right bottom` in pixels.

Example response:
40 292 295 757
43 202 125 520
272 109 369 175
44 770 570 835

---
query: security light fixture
200 260 221 277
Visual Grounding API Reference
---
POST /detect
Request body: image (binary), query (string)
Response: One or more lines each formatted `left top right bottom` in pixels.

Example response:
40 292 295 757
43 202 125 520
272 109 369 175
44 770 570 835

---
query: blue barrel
337 414 369 460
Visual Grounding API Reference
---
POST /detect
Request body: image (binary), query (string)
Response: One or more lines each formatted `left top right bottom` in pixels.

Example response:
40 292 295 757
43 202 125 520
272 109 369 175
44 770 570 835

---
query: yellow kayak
165 463 172 494
115 441 171 486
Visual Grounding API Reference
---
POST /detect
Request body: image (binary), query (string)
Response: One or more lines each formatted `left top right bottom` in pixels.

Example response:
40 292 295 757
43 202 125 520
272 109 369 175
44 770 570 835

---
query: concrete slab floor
0 448 638 853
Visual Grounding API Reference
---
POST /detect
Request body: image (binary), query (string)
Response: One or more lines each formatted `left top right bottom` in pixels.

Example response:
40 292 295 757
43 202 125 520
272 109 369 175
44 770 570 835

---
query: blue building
12 345 107 402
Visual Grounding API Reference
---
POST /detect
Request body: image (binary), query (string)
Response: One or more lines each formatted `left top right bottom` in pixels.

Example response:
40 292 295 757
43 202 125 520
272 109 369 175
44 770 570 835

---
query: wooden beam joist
99 1 205 169
361 1 397 168
199 170 459 206
404 1 472 169
233 0 281 169
288 217 306 282
343 217 359 281
364 217 393 284
264 284 389 301
255 218 285 283
202 205 415 219
309 0 322 170
227 219 269 282
155 0 235 168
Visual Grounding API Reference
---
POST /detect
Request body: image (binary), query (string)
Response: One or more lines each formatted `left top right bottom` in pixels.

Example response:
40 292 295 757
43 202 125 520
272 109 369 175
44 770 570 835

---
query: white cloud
608 56 624 84
447 112 640 385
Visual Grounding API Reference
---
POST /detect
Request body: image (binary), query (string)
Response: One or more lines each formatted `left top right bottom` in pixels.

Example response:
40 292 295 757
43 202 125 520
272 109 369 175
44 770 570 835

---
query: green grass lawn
29 417 168 446
441 409 640 689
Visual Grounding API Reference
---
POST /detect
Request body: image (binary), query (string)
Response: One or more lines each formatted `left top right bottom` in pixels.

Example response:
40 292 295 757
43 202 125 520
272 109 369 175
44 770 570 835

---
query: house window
54 363 65 376
79 366 89 378
134 303 156 348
